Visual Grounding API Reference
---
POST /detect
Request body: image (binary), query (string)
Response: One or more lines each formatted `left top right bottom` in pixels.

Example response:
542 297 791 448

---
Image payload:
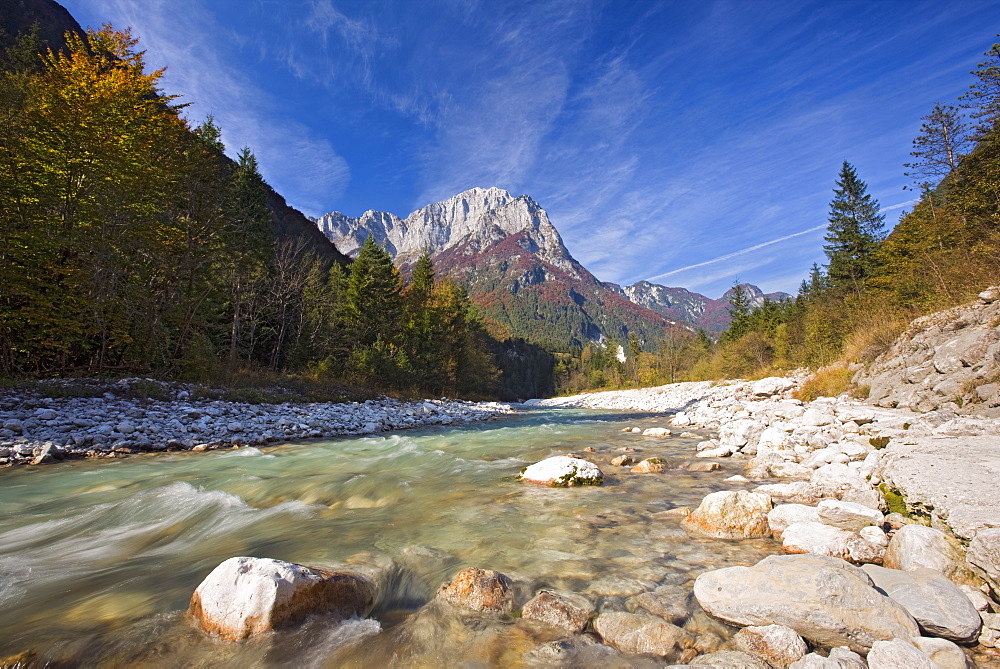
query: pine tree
346 235 403 349
823 161 885 293
960 40 1000 137
904 104 972 188
724 282 752 341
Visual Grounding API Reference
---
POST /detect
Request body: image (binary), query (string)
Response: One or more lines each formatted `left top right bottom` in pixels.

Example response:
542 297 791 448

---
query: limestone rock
642 427 671 437
910 636 973 669
436 567 512 613
693 554 920 653
733 624 808 667
768 504 822 538
788 647 867 668
611 454 634 466
626 584 689 623
866 638 938 668
782 522 884 564
862 565 982 643
689 650 769 668
521 590 594 632
188 557 375 640
817 499 884 532
756 481 822 505
753 377 795 397
592 610 692 657
810 463 871 498
518 456 603 487
632 458 666 473
681 491 772 540
884 525 975 585
967 527 1000 595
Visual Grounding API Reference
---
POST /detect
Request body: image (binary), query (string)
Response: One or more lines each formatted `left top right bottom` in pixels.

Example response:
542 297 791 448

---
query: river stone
781 522 884 564
518 456 603 487
884 524 975 585
693 554 920 653
756 482 822 505
626 584 689 623
436 567 512 613
592 611 692 657
910 636 973 669
967 527 1000 594
753 377 795 397
681 491 772 540
866 637 938 668
642 427 671 437
789 648 866 667
188 556 375 641
689 650 769 668
733 624 808 667
632 458 666 473
611 455 634 466
817 499 884 532
769 504 822 538
521 590 594 632
810 463 871 497
861 565 982 643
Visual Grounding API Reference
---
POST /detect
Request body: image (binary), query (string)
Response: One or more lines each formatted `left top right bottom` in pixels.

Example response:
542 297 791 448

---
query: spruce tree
346 235 403 349
823 161 885 293
724 282 752 341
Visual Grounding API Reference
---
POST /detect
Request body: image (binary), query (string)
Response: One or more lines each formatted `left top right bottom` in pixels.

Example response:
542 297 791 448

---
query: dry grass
841 309 910 364
793 364 856 402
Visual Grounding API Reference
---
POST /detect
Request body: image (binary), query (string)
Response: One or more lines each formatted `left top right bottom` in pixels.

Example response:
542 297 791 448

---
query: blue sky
61 0 1000 298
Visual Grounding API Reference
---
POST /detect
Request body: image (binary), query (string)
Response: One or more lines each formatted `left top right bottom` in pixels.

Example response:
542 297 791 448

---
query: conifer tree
960 40 1000 137
723 282 752 341
823 161 885 293
904 104 971 188
346 235 403 349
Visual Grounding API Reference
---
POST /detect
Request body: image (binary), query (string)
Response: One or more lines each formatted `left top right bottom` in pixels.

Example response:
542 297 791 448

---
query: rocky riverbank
529 370 1000 665
0 379 513 467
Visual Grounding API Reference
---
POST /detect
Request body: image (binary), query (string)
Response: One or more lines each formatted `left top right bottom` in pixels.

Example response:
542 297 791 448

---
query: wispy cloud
67 0 351 215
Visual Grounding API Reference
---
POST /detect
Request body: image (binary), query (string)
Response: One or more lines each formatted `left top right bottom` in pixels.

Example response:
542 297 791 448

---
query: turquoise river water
0 407 783 667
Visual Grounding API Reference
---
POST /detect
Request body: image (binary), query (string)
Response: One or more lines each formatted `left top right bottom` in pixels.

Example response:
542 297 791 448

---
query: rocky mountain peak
315 187 574 272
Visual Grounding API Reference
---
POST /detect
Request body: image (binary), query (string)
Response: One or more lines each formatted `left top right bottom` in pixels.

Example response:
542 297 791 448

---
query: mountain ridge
317 187 786 344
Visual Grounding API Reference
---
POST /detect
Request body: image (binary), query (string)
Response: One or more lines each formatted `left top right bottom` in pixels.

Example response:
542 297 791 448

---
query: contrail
645 199 917 283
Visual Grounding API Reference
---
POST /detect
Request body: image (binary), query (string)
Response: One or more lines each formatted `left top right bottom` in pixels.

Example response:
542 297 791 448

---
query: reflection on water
0 408 781 666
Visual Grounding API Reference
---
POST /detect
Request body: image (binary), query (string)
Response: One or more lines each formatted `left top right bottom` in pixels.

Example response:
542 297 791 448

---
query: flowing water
0 407 782 667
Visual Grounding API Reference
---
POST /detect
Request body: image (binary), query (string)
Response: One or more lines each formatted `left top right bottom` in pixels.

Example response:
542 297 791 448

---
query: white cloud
65 0 351 214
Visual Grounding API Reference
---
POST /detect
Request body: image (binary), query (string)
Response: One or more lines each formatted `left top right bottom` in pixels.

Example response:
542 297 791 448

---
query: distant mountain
317 188 688 351
607 281 790 332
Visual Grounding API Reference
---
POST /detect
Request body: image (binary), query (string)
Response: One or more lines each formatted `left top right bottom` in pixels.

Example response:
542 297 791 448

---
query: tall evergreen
346 235 403 349
723 282 752 341
960 41 1000 137
823 161 885 293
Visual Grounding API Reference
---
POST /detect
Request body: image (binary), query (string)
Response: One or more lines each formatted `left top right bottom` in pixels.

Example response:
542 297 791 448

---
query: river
0 407 782 666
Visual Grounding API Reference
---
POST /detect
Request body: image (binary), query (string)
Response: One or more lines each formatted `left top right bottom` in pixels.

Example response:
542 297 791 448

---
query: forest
0 24 516 399
559 39 1000 396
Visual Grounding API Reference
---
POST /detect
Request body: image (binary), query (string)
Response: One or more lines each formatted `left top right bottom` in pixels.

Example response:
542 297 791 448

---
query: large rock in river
436 567 513 613
884 524 977 586
518 456 603 487
682 490 772 539
592 611 692 657
189 556 376 640
693 554 919 653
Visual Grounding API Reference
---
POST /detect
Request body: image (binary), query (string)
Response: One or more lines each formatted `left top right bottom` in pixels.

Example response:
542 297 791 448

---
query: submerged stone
436 567 513 613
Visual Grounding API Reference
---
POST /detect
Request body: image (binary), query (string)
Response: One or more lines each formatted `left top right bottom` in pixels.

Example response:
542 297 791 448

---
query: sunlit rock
518 455 603 487
682 491 772 540
188 556 375 641
436 567 512 613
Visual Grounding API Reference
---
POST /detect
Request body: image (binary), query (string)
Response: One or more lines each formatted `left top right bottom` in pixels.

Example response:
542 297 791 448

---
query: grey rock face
861 565 982 643
693 554 920 653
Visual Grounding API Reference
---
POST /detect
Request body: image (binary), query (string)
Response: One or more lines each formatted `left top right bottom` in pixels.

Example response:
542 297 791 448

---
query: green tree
723 282 752 341
823 161 885 293
960 40 1000 137
345 235 404 381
